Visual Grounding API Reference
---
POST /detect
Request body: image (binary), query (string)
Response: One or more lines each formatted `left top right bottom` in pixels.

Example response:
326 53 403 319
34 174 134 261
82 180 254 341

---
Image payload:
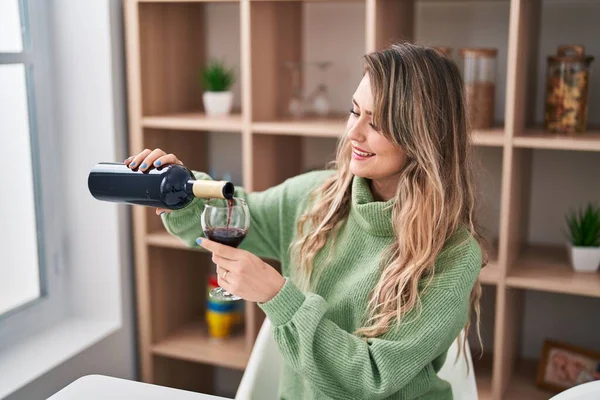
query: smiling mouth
352 148 375 158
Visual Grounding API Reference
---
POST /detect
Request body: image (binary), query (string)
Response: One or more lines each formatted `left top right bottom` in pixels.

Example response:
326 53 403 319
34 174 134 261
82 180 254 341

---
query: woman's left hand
196 237 285 303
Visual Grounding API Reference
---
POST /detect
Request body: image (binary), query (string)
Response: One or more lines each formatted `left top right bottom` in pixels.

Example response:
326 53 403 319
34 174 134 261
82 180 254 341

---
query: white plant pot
568 245 600 272
203 91 233 116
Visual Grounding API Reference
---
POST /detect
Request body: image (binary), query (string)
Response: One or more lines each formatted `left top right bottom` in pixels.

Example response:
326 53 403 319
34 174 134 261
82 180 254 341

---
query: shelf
480 258 500 286
479 242 501 285
152 321 250 371
139 0 240 3
147 231 201 251
506 245 600 298
504 359 555 400
252 116 346 138
142 112 243 132
471 127 506 147
513 128 600 152
249 0 364 2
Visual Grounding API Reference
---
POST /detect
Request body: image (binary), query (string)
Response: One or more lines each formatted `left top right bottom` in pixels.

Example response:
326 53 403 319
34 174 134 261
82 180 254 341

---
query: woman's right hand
124 148 184 215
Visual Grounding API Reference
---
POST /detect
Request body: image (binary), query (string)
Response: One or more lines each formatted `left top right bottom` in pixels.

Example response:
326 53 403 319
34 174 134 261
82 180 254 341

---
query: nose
346 117 367 142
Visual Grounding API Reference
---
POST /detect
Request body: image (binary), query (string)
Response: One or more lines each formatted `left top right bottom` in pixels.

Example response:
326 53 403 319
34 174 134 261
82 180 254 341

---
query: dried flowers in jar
545 45 594 134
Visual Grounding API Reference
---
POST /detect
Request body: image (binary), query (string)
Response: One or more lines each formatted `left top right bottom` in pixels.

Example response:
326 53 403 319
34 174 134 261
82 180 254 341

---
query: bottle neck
189 179 234 199
185 180 195 197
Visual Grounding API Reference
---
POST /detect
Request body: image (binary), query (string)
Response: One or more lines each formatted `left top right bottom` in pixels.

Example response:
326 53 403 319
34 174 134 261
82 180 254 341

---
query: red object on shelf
209 275 219 288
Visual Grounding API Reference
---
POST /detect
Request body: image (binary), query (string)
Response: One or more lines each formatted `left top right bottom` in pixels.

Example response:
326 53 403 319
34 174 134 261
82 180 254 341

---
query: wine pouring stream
87 162 248 301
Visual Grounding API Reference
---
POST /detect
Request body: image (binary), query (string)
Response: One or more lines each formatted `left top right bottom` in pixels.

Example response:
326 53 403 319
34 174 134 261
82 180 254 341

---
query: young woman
126 42 486 399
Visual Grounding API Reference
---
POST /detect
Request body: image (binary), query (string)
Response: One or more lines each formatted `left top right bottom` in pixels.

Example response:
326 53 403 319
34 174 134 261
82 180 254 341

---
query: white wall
5 1 137 398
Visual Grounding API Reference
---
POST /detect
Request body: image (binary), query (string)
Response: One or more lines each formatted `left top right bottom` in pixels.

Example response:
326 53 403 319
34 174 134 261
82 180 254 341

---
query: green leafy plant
200 60 235 92
565 203 600 247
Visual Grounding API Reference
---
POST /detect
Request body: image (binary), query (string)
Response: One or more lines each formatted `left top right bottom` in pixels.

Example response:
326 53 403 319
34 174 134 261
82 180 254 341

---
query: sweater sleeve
258 249 481 400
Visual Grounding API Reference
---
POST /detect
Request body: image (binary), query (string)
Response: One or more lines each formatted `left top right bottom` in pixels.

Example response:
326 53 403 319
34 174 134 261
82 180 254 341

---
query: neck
369 176 399 201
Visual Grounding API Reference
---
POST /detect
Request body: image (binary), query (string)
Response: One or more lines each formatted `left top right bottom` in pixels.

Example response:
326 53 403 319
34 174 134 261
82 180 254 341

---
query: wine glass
201 197 250 301
283 61 305 118
308 61 332 117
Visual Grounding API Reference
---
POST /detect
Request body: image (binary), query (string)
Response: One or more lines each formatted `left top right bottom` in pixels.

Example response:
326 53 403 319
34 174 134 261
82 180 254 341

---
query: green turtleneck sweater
162 170 482 400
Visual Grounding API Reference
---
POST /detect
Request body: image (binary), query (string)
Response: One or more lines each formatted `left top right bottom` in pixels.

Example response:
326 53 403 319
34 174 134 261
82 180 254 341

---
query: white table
48 375 232 400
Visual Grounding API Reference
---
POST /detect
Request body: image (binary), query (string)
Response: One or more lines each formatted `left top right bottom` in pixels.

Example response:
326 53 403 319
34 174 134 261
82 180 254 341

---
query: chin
349 161 375 179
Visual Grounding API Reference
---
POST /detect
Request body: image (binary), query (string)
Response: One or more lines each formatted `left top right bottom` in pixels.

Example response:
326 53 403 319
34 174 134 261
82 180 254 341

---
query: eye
350 108 378 130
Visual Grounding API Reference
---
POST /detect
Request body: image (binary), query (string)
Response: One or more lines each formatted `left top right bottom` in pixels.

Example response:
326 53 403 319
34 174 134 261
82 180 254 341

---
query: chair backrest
236 319 282 400
236 319 478 400
437 331 478 400
549 380 600 400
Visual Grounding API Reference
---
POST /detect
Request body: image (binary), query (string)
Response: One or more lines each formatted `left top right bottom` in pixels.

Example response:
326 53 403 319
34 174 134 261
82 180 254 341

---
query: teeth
354 149 374 157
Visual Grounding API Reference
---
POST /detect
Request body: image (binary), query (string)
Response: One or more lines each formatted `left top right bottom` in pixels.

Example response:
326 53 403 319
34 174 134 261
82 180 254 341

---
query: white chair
549 380 600 400
236 319 478 400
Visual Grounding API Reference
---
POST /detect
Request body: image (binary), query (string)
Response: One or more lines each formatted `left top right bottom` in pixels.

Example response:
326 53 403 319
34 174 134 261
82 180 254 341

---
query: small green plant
565 203 600 247
200 60 235 92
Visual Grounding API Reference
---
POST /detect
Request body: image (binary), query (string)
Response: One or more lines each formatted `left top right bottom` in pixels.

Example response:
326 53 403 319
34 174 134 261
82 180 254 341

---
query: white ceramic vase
568 245 600 272
203 91 233 116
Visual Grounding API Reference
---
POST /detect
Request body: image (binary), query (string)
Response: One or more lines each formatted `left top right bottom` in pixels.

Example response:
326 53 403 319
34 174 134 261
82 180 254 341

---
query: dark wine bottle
88 162 235 210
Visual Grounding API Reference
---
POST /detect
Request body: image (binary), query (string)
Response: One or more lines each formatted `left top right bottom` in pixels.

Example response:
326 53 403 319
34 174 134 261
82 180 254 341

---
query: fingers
153 153 183 168
215 266 240 296
196 238 241 261
125 148 151 169
217 273 237 295
155 208 172 215
212 254 238 271
139 148 168 171
124 148 182 171
217 266 232 281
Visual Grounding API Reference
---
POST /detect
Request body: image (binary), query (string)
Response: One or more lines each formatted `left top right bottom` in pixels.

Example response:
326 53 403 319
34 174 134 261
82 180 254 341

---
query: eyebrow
352 98 372 115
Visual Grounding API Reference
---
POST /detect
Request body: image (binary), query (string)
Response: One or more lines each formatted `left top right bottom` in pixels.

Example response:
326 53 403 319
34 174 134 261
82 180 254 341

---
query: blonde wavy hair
290 42 488 352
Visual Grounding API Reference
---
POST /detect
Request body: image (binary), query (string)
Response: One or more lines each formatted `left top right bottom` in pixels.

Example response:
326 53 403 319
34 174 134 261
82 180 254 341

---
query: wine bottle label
192 180 233 199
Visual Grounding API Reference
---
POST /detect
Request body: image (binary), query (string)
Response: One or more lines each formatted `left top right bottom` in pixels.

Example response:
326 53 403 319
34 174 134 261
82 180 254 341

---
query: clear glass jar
545 45 594 134
459 48 497 130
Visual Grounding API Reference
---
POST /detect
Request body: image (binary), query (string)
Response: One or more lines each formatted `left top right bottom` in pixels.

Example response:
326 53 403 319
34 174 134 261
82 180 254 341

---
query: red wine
226 198 234 229
88 162 234 210
205 228 247 248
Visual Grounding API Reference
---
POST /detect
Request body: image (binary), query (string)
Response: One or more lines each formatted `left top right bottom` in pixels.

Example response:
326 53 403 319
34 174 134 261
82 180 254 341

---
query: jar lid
548 45 594 63
459 48 497 57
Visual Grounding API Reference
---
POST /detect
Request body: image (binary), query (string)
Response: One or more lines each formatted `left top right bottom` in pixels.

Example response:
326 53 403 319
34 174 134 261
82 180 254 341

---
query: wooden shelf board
252 116 346 138
513 128 600 152
480 258 500 286
250 0 364 2
152 321 250 371
506 245 600 298
142 112 243 132
147 231 200 251
139 0 240 3
471 127 506 147
505 359 556 400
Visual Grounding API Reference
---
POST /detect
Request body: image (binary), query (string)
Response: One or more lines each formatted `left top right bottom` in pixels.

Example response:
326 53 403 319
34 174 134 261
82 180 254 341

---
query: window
0 0 65 345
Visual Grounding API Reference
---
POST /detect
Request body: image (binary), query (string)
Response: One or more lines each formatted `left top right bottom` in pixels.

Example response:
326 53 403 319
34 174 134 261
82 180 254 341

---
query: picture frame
537 339 600 393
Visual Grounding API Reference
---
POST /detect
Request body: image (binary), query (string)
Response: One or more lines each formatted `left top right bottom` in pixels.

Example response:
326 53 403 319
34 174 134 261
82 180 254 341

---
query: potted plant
565 203 600 272
200 59 235 116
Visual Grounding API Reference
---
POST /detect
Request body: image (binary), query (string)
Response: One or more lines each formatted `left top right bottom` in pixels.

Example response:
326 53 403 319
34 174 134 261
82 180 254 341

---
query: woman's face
347 74 407 185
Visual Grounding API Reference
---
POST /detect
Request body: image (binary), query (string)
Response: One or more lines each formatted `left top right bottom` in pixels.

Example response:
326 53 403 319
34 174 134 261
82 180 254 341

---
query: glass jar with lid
544 45 594 134
459 48 497 130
